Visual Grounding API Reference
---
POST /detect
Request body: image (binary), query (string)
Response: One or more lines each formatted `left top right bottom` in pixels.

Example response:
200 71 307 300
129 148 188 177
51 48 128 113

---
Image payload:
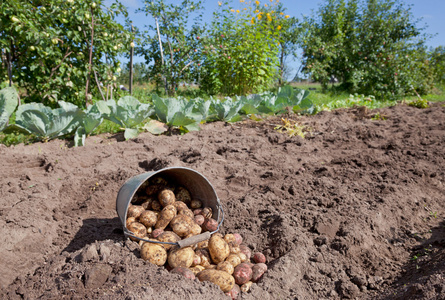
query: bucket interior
116 167 221 231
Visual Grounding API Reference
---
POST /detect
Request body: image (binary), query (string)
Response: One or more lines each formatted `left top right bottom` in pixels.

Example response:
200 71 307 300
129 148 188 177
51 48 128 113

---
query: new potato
208 234 230 264
196 269 235 293
168 246 195 268
140 242 167 266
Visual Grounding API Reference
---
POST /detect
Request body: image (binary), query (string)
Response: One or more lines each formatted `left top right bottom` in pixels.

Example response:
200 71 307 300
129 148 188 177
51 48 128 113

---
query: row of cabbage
0 86 316 146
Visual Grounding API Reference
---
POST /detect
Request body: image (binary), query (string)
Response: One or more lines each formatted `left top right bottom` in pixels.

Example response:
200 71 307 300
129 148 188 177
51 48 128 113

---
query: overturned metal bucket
116 167 223 248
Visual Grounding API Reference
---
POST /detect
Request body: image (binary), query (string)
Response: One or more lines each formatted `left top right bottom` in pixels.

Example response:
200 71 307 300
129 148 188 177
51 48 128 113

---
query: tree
0 0 132 107
300 0 433 98
136 0 204 96
430 46 445 85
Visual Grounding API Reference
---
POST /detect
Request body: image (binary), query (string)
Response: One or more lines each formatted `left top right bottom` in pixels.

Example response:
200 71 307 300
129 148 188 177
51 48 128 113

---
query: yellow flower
265 4 268 6
231 9 235 12
257 14 262 20
218 1 222 6
270 0 273 2
240 0 245 2
276 25 281 30
243 7 247 10
255 0 260 5
251 17 255 24
236 9 240 13
255 9 259 13
285 15 290 18
267 13 272 21
280 12 284 15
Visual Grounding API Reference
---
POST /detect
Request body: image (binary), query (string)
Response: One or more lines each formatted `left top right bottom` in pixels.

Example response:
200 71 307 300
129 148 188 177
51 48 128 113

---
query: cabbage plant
0 87 19 131
4 101 82 142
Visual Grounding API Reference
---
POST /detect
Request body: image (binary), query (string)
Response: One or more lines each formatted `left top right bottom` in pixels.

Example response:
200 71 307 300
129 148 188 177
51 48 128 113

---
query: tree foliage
0 0 132 107
300 0 433 98
136 0 204 96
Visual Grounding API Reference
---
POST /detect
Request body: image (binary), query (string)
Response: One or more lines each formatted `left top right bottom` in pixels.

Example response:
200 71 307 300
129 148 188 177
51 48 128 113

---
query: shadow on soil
62 217 124 253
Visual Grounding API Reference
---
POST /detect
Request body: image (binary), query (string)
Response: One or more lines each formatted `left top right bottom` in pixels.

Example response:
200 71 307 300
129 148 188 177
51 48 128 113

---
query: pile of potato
125 176 268 298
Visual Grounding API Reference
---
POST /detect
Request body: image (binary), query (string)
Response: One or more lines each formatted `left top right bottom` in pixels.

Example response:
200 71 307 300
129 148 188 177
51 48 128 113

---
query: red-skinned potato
203 218 218 232
233 233 243 245
151 228 164 239
194 214 205 226
252 263 268 282
226 284 241 300
170 267 196 280
253 252 266 264
233 263 253 285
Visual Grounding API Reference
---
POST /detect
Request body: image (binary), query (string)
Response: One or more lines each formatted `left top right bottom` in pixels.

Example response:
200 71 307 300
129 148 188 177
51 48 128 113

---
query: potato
240 281 253 293
127 222 147 241
158 189 176 207
226 284 241 300
191 254 202 267
193 208 203 216
233 263 253 285
208 234 230 264
190 199 202 209
196 240 209 249
203 218 219 232
252 263 267 282
151 200 162 211
189 265 205 275
150 176 168 186
157 231 180 250
196 269 235 293
237 252 248 263
196 249 211 267
140 242 168 266
178 208 195 219
155 205 177 230
172 201 188 212
126 217 136 228
205 264 217 270
233 233 243 245
189 222 202 236
226 254 242 267
239 245 251 260
217 261 235 275
141 197 154 210
175 186 192 205
170 214 194 237
151 228 164 239
253 252 266 264
168 246 195 268
228 242 241 254
139 210 158 228
201 207 213 219
224 234 237 244
194 214 205 226
170 267 196 280
127 205 145 219
145 184 161 196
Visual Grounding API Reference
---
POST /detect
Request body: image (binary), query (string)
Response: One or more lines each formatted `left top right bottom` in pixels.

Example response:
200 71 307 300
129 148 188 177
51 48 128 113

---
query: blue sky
116 0 444 74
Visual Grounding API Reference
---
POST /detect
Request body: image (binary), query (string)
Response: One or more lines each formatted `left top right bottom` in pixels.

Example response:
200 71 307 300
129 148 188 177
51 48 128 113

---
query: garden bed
0 103 444 299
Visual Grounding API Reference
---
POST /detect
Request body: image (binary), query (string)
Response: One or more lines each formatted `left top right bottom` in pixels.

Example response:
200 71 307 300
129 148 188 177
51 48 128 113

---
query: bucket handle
125 201 225 248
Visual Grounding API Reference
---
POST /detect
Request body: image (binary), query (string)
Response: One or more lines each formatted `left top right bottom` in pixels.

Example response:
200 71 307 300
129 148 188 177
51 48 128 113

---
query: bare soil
1 103 444 299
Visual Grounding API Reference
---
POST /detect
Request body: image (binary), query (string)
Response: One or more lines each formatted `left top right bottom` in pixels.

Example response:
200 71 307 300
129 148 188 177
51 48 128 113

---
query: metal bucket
116 167 224 248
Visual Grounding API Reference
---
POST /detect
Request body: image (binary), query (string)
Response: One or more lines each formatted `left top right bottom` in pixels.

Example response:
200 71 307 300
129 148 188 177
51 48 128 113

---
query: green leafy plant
74 102 105 146
97 96 155 140
274 117 308 138
0 86 19 131
210 97 244 122
4 101 83 142
152 94 201 132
